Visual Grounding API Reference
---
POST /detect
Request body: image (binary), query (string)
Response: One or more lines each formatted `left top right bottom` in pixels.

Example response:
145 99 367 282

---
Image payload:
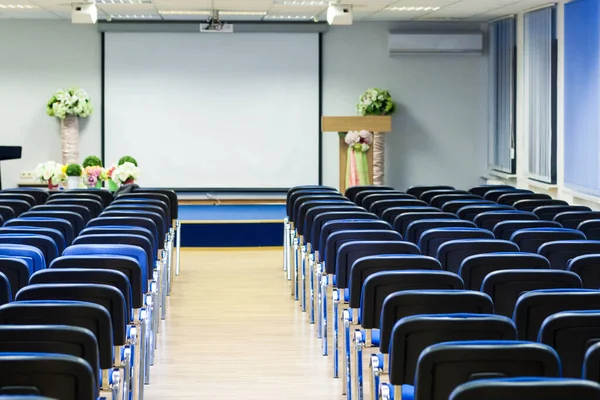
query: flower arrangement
118 155 138 167
357 88 396 116
345 130 373 152
83 166 104 187
82 155 103 168
34 161 65 184
112 162 140 185
65 163 82 177
46 87 93 119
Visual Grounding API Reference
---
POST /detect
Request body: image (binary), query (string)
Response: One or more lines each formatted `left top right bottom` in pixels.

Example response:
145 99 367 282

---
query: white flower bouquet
34 161 66 183
111 162 140 184
46 87 93 119
345 130 373 152
357 88 396 116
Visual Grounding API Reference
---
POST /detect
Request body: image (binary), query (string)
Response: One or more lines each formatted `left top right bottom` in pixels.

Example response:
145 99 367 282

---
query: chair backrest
31 205 91 224
287 185 337 206
0 258 29 299
421 190 470 204
511 228 586 253
389 314 517 385
567 254 600 289
538 240 600 270
1 188 49 205
63 244 149 279
0 227 65 254
497 192 552 206
514 289 600 340
379 290 494 353
133 188 179 219
115 192 170 217
0 200 31 216
370 199 429 217
437 239 520 273
449 378 600 400
0 234 58 264
100 210 165 244
5 218 74 246
482 270 582 317
578 220 600 240
441 200 496 214
360 270 464 330
459 252 551 290
20 211 84 236
16 283 127 345
86 217 158 251
287 190 341 220
584 342 600 383
348 255 442 308
50 254 145 306
106 203 167 225
418 228 494 258
412 341 561 400
473 211 538 231
0 272 10 306
430 194 483 209
513 199 569 212
534 205 592 221
344 185 393 202
295 199 355 235
318 219 390 257
0 244 45 273
46 198 103 219
393 212 458 237
381 206 440 225
361 193 416 211
539 311 600 378
493 220 562 240
0 301 113 369
405 219 476 244
73 233 154 271
484 188 533 202
469 185 515 197
457 205 516 221
0 353 96 400
304 206 368 244
79 225 155 255
0 206 15 222
62 189 113 207
407 185 454 199
554 211 600 229
0 193 36 208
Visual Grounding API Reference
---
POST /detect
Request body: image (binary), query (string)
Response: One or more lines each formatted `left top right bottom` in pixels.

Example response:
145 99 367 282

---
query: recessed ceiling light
159 10 211 15
219 11 267 16
0 4 38 9
264 14 315 20
272 0 327 5
386 6 441 12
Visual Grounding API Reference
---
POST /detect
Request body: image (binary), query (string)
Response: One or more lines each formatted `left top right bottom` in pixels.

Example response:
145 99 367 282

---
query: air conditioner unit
388 32 484 55
327 4 353 25
71 2 97 24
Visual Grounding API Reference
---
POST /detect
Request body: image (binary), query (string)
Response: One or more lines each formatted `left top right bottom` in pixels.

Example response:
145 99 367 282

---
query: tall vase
67 176 80 189
47 178 58 191
373 132 385 185
60 115 79 165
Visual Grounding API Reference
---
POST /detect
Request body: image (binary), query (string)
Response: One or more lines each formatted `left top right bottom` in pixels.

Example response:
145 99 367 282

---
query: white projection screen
104 32 320 189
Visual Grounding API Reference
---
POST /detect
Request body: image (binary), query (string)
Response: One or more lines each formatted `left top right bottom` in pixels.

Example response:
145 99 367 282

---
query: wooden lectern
321 116 392 193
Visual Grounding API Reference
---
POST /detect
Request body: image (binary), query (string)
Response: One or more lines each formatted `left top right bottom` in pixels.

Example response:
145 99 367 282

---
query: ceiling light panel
95 0 152 3
264 14 315 20
272 0 327 5
0 4 38 9
107 13 161 19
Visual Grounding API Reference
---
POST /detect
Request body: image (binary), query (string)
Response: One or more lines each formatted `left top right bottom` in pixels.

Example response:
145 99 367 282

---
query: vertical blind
524 6 557 183
564 0 600 195
489 18 516 173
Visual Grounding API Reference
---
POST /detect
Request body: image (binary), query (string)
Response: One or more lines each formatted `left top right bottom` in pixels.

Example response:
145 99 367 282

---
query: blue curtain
489 18 516 173
524 7 557 183
564 0 600 195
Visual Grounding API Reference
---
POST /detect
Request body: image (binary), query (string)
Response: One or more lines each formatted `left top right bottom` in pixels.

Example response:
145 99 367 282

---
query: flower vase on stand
67 176 80 189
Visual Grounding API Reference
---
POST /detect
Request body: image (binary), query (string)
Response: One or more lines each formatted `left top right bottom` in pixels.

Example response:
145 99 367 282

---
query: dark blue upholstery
407 185 454 199
1 188 49 205
418 228 494 258
567 254 600 289
63 244 149 278
511 228 586 253
0 258 29 298
421 190 470 204
473 211 538 231
31 205 91 224
0 227 65 254
484 188 533 202
287 189 340 220
100 210 165 245
0 199 31 216
87 217 158 251
370 199 429 218
381 206 440 225
482 270 582 317
513 289 600 340
430 194 483 209
0 234 57 264
584 342 600 383
361 193 416 211
344 185 393 202
441 200 495 214
437 239 520 273
353 190 402 208
308 209 374 249
5 217 74 246
318 219 390 256
393 212 458 237
538 240 600 270
46 198 103 218
513 199 569 212
79 225 155 256
554 211 600 229
497 192 552 206
0 193 36 208
493 220 562 240
20 211 83 236
0 245 44 273
303 205 366 244
73 233 154 269
457 205 516 221
295 199 354 235
405 219 476 244
578 220 600 240
534 205 592 221
469 185 515 197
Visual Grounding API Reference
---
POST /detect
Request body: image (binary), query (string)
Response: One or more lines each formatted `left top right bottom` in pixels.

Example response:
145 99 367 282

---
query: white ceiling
0 0 561 22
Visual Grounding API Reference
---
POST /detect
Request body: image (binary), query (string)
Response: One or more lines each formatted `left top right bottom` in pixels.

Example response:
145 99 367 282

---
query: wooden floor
146 248 343 399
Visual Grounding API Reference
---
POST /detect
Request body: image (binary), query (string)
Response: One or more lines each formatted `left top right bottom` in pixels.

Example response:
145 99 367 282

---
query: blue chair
584 342 600 383
554 211 600 229
578 220 600 240
493 220 562 240
0 193 36 208
534 205 591 221
31 204 91 224
497 192 552 206
51 190 110 207
567 254 600 289
421 189 470 204
460 252 550 291
0 244 45 272
5 217 74 246
407 185 454 199
511 228 586 253
482 270 582 317
0 227 65 254
469 184 515 197
370 200 429 218
485 188 533 202
456 205 516 221
1 187 49 204
353 190 404 208
0 258 29 298
513 289 600 340
100 210 165 247
418 228 494 257
79 226 155 256
110 200 170 225
437 239 519 273
72 235 154 275
449 378 600 400
441 200 495 214
0 234 58 264
538 240 600 270
0 199 31 216
430 194 483 209
345 185 393 203
47 197 103 218
513 199 569 212
380 341 560 400
539 311 600 377
473 210 538 231
405 219 476 244
393 212 458 238
21 211 84 236
381 206 440 225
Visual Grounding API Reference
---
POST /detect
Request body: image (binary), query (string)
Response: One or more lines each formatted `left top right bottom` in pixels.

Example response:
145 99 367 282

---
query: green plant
46 87 93 119
82 156 103 168
357 88 396 116
118 156 138 167
65 163 82 177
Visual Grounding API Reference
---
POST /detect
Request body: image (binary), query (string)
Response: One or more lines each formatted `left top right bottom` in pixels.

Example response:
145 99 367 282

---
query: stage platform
180 204 285 247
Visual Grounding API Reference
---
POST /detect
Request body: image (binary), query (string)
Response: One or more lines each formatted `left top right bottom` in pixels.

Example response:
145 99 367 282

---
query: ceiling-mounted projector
327 3 353 25
71 1 98 24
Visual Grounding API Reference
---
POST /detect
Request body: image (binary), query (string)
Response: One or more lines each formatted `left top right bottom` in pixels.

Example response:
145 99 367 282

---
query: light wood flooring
145 248 343 399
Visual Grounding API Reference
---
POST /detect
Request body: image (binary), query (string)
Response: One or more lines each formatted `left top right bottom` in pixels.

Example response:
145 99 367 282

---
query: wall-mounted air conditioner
388 32 484 55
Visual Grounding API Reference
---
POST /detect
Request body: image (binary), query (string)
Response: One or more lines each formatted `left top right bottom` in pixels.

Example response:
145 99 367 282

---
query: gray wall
0 20 101 188
322 22 489 191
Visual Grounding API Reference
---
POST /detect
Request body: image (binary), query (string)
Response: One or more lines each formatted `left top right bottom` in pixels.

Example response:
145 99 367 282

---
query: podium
321 116 392 193
0 146 22 190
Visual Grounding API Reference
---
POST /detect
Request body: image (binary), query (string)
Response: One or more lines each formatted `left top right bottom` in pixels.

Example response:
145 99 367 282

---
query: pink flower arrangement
345 130 373 152
83 166 103 187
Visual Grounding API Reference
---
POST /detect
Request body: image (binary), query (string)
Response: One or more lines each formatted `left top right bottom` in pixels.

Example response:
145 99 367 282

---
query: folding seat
31 204 91 224
369 199 429 218
46 198 103 218
567 254 600 289
0 258 29 298
344 185 393 203
0 272 10 305
1 187 49 204
497 192 552 206
449 378 600 400
441 200 495 214
469 184 515 197
513 289 600 340
482 270 582 317
378 316 517 400
405 219 474 244
513 198 568 212
0 205 15 222
101 210 165 248
0 234 58 264
6 217 74 246
578 220 600 240
380 206 439 225
511 228 586 253
354 190 406 207
360 193 416 211
21 211 84 236
393 212 458 238
539 311 600 377
380 341 560 400
407 185 454 199
0 193 36 207
554 211 600 229
111 199 169 229
420 189 470 204
60 189 112 207
456 204 515 221
80 226 155 254
583 342 600 382
0 353 97 400
418 228 494 257
484 188 533 202
0 227 65 254
430 194 483 209
437 239 520 273
534 205 591 221
347 269 463 398
538 240 600 270
87 217 158 253
473 211 538 231
459 252 551 290
0 200 30 217
0 244 45 272
493 220 562 240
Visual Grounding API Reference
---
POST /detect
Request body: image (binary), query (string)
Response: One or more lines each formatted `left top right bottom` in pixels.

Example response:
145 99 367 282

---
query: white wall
0 20 101 188
322 22 489 192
